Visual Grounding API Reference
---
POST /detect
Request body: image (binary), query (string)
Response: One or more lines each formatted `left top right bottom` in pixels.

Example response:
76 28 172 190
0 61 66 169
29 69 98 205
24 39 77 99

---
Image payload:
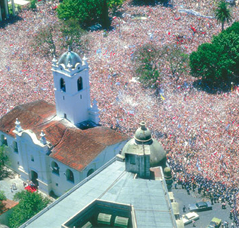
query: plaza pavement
0 170 25 201
172 186 233 227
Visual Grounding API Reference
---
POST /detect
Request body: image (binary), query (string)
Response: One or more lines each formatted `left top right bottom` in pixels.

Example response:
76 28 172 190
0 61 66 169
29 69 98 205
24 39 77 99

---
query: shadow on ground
130 0 172 7
0 15 23 29
0 168 15 180
193 79 236 94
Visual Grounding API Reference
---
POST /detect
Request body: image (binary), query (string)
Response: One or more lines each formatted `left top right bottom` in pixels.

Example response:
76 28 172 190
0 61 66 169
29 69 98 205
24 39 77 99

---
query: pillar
11 0 15 16
0 5 2 21
4 0 8 19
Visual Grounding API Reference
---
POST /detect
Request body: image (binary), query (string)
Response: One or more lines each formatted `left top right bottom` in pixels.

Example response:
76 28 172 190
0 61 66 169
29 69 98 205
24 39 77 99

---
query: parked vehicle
206 217 222 228
182 212 199 225
188 201 212 212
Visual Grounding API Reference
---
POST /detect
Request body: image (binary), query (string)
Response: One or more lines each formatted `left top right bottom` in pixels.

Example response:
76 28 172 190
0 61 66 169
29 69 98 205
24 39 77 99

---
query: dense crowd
0 0 239 224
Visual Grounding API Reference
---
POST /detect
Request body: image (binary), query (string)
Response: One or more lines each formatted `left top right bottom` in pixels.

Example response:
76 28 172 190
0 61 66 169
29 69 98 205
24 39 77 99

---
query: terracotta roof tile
0 100 129 171
0 199 18 214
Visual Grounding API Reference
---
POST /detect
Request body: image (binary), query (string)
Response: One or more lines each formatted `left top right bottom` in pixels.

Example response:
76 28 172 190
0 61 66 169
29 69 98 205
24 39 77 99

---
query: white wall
0 132 20 172
52 64 91 125
48 158 82 196
0 130 128 196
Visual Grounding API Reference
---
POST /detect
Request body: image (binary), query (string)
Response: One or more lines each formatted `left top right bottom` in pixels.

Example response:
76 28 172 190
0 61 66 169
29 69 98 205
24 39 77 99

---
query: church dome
121 122 166 168
58 47 82 68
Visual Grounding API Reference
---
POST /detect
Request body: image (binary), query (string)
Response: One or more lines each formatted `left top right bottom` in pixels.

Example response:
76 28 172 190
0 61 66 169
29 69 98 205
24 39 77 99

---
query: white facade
0 128 127 196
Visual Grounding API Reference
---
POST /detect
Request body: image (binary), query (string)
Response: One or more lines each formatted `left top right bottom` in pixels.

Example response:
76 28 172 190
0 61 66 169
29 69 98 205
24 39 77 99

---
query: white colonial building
0 49 129 196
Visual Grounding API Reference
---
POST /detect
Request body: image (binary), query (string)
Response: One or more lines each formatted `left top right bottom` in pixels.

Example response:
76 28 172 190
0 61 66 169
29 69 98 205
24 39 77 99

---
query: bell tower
52 48 99 126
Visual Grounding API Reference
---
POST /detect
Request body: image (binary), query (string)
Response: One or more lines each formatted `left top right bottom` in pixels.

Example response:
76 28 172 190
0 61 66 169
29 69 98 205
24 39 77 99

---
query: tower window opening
60 78 66 92
77 77 83 91
80 95 82 99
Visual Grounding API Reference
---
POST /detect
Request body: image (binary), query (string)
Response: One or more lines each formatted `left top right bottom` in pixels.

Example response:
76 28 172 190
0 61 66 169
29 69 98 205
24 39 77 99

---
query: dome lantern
121 121 166 168
134 121 152 144
58 46 82 69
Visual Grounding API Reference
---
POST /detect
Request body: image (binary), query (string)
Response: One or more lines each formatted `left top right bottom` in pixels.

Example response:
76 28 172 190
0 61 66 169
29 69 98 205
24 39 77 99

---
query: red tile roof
0 100 129 171
0 199 18 215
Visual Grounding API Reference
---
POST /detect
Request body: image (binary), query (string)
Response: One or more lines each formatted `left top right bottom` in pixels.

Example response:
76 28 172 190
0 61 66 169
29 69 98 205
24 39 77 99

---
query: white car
182 212 199 225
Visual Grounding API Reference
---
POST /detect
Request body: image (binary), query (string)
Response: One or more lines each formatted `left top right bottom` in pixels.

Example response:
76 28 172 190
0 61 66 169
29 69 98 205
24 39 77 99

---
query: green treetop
215 0 232 32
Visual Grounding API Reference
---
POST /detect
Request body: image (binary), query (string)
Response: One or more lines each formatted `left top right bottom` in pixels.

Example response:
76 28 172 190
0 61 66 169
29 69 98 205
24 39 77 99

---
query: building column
4 0 9 18
11 0 15 16
0 5 2 21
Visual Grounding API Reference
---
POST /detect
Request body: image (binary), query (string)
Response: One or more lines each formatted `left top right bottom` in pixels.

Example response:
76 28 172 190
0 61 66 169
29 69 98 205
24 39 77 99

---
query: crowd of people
0 0 239 224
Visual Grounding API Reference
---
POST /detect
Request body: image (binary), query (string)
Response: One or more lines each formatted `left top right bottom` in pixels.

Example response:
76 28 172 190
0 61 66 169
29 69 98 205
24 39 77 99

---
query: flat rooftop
20 158 177 228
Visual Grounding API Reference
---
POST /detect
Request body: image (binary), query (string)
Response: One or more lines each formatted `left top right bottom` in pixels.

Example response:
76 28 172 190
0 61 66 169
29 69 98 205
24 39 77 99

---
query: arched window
60 78 66 92
77 77 83 91
1 135 8 146
87 169 94 177
51 161 60 175
66 169 74 183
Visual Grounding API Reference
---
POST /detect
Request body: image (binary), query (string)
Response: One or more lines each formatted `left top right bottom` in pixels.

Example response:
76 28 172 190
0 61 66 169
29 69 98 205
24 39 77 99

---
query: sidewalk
0 171 25 200
14 0 29 6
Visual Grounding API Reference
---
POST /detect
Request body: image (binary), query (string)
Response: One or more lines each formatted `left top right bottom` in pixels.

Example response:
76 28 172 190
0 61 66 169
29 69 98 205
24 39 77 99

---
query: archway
31 170 38 186
77 77 83 91
66 169 74 183
60 78 66 92
87 169 94 177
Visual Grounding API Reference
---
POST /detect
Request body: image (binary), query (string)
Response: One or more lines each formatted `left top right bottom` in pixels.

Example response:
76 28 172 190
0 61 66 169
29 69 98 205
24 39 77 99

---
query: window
77 77 83 91
63 96 65 100
1 135 8 146
87 169 94 177
60 78 66 92
51 161 60 175
80 95 82 99
66 169 74 183
13 141 18 153
31 155 34 162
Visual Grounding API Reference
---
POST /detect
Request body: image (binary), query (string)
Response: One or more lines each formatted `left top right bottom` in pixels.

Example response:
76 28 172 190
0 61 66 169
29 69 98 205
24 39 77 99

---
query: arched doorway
31 170 38 186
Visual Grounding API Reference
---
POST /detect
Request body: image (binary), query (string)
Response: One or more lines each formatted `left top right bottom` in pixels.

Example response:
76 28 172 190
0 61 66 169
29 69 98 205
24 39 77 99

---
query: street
172 187 233 227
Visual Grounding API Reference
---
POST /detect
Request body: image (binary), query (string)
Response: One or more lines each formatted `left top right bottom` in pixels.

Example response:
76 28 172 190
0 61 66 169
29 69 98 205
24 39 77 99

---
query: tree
190 42 221 83
57 0 124 29
0 146 8 179
161 44 189 83
133 43 189 91
9 191 51 228
59 19 85 50
101 0 111 29
31 24 57 58
31 19 85 58
133 43 161 89
30 0 36 9
215 1 232 32
0 191 6 214
190 23 239 85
